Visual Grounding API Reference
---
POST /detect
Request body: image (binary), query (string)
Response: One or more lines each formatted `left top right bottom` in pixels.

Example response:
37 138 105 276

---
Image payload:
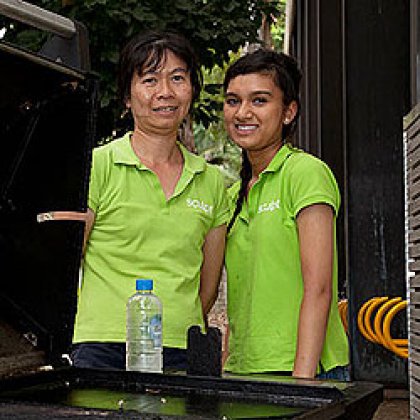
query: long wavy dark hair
225 49 302 232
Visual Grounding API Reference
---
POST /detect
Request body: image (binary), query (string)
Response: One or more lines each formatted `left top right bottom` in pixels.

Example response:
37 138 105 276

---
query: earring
120 108 130 119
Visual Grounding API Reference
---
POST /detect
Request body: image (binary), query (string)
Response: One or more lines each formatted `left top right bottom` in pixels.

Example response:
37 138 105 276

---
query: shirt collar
262 143 295 173
112 132 139 166
179 142 206 174
112 132 205 173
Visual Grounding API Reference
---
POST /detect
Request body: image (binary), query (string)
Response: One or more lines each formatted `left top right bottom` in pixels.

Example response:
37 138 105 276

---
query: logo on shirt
258 199 280 214
186 198 213 215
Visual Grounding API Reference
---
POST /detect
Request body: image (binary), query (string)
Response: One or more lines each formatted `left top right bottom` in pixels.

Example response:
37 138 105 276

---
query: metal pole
283 0 295 54
0 0 75 39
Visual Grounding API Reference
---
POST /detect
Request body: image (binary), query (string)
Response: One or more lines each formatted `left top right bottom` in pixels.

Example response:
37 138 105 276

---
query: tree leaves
2 0 278 140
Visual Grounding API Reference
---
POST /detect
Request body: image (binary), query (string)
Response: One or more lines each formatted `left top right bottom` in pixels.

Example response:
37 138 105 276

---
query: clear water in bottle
126 279 162 372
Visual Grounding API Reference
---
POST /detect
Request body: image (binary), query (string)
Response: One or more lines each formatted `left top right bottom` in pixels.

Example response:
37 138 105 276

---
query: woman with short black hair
72 30 228 371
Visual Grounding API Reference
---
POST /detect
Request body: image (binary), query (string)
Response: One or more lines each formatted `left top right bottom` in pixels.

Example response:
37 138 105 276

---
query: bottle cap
136 278 153 291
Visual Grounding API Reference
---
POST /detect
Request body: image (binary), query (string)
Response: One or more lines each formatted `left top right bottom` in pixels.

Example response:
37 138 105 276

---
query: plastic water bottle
126 279 163 373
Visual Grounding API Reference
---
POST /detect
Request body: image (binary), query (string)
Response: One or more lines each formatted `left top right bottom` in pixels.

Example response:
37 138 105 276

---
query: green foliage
0 0 287 186
194 52 241 187
193 1 287 186
1 0 277 140
271 0 287 51
195 119 241 187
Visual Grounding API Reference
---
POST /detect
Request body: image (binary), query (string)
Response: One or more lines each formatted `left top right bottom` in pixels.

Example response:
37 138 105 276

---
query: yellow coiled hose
357 297 408 359
338 297 408 359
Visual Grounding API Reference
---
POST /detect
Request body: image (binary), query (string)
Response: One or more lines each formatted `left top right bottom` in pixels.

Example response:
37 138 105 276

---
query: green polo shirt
73 133 229 348
225 144 349 374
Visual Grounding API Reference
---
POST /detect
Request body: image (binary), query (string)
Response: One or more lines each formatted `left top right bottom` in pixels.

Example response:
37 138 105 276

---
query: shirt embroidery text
186 198 213 215
258 199 280 214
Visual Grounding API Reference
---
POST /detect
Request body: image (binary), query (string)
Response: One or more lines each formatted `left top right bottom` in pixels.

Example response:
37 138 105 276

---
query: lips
235 124 258 132
152 106 178 112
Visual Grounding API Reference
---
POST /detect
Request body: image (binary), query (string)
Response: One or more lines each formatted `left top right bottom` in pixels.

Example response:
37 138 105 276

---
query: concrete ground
373 400 409 419
372 389 409 420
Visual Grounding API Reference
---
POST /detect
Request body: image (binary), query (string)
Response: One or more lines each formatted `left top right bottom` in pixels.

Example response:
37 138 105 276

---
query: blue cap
136 279 153 291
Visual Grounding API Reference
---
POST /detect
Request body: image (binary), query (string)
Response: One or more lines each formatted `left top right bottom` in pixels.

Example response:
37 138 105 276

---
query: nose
157 77 174 98
235 101 252 120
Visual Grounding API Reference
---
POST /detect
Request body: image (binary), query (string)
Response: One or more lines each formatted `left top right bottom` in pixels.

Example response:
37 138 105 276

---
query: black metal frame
291 0 411 384
0 368 382 419
0 41 98 364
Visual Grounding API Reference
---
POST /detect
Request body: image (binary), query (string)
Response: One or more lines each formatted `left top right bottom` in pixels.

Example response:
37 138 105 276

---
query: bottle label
149 314 162 348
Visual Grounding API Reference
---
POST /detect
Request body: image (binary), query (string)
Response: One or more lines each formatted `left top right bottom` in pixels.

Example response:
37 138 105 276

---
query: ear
283 100 298 125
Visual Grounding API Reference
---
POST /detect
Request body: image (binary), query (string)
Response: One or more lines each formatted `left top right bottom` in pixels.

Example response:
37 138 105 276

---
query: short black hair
224 49 302 141
118 30 202 110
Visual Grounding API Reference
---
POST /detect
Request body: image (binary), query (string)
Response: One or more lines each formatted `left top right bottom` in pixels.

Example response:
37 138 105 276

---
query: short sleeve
87 148 106 213
211 168 230 228
287 153 340 218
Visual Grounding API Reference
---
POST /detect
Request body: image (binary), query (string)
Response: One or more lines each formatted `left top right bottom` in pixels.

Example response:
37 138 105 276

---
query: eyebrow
170 67 188 74
226 90 273 96
142 67 188 76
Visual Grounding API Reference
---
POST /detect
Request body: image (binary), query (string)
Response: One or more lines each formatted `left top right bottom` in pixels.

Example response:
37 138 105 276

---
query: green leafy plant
194 53 241 187
1 0 277 140
1 0 286 186
271 0 287 51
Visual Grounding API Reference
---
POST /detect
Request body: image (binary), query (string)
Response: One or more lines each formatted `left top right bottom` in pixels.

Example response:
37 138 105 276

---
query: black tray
0 367 382 419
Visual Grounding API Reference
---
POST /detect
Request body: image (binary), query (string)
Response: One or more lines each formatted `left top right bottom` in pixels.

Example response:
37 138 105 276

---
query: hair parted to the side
118 30 202 111
225 49 302 232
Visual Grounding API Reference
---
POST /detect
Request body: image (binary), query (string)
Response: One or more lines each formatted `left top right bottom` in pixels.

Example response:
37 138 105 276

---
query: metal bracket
0 0 90 71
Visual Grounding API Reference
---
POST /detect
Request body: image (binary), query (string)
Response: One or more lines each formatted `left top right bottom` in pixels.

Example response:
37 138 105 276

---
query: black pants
71 343 187 371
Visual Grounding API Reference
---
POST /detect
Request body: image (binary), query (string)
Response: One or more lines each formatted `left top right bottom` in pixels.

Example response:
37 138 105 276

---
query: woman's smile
224 73 289 152
127 50 192 133
234 123 259 133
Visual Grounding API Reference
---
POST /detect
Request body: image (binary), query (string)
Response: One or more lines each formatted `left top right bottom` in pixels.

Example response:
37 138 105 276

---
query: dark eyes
225 98 239 106
141 74 186 85
253 97 267 104
142 77 157 85
172 74 186 82
224 97 268 106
